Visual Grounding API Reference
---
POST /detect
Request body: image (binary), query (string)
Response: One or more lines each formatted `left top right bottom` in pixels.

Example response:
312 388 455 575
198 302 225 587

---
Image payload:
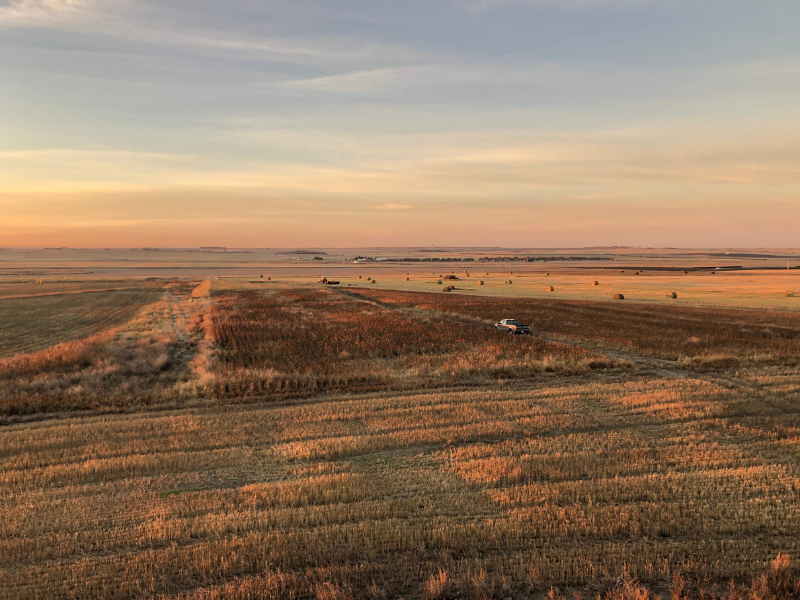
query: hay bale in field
405 277 409 281
614 293 625 300
371 279 376 284
367 277 372 281
437 279 443 285
259 275 264 278
479 280 484 285
545 272 549 276
267 276 271 280
546 285 554 291
358 275 362 279
592 281 598 285
506 279 512 284
667 292 677 299
786 291 795 297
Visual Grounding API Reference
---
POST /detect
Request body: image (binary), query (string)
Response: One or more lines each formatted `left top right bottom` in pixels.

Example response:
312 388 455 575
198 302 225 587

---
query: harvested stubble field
0 284 162 358
1 279 799 600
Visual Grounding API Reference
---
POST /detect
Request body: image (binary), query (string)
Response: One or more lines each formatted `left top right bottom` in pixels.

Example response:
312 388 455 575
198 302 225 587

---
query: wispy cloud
0 0 97 27
453 0 661 13
0 0 424 68
372 203 414 210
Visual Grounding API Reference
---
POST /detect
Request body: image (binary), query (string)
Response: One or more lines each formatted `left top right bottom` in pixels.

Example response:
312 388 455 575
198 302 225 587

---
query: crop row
208 288 604 398
353 289 800 364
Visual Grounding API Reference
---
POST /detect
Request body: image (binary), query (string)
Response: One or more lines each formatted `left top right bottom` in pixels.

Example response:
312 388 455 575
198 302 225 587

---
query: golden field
1 251 799 599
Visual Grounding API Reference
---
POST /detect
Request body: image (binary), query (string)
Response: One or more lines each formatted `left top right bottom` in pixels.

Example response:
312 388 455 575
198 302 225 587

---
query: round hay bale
546 286 554 292
545 272 550 276
358 275 362 279
371 279 376 284
367 277 372 281
259 274 264 279
485 272 489 275
592 281 598 285
786 291 795 297
667 292 677 299
405 277 410 281
437 279 443 285
506 279 512 284
614 293 625 300
267 276 271 281
479 280 485 285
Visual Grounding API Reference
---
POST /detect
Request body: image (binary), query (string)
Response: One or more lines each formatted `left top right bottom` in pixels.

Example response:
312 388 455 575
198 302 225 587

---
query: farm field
0 268 799 599
0 284 162 357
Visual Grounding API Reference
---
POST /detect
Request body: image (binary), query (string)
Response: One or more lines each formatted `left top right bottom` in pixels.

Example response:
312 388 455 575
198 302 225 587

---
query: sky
1 0 799 248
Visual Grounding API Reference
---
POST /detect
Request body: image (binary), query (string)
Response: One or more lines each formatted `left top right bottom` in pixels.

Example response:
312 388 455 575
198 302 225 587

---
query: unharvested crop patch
353 288 800 367
208 287 606 399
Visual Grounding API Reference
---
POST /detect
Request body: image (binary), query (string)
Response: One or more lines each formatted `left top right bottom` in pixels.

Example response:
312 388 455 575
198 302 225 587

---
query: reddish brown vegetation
353 289 800 367
209 288 605 399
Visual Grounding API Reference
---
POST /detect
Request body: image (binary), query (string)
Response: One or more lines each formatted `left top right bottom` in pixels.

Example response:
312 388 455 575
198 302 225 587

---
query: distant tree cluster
478 256 608 262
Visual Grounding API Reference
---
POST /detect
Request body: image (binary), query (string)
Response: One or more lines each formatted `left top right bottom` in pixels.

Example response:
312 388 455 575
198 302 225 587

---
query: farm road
332 287 687 379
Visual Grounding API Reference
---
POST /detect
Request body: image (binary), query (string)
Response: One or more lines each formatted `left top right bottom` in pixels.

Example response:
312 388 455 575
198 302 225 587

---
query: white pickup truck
494 318 531 335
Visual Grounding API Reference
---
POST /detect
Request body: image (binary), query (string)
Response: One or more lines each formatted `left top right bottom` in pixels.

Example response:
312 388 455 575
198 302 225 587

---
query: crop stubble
0 281 798 599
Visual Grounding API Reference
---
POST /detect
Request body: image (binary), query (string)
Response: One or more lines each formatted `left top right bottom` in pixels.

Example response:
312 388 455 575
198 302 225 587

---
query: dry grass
0 284 162 357
0 281 209 417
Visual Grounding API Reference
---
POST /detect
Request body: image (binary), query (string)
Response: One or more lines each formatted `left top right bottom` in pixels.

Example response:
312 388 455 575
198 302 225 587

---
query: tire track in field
331 287 687 378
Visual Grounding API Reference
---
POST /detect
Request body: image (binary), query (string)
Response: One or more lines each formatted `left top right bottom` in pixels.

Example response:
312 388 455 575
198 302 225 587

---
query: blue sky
1 0 798 247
